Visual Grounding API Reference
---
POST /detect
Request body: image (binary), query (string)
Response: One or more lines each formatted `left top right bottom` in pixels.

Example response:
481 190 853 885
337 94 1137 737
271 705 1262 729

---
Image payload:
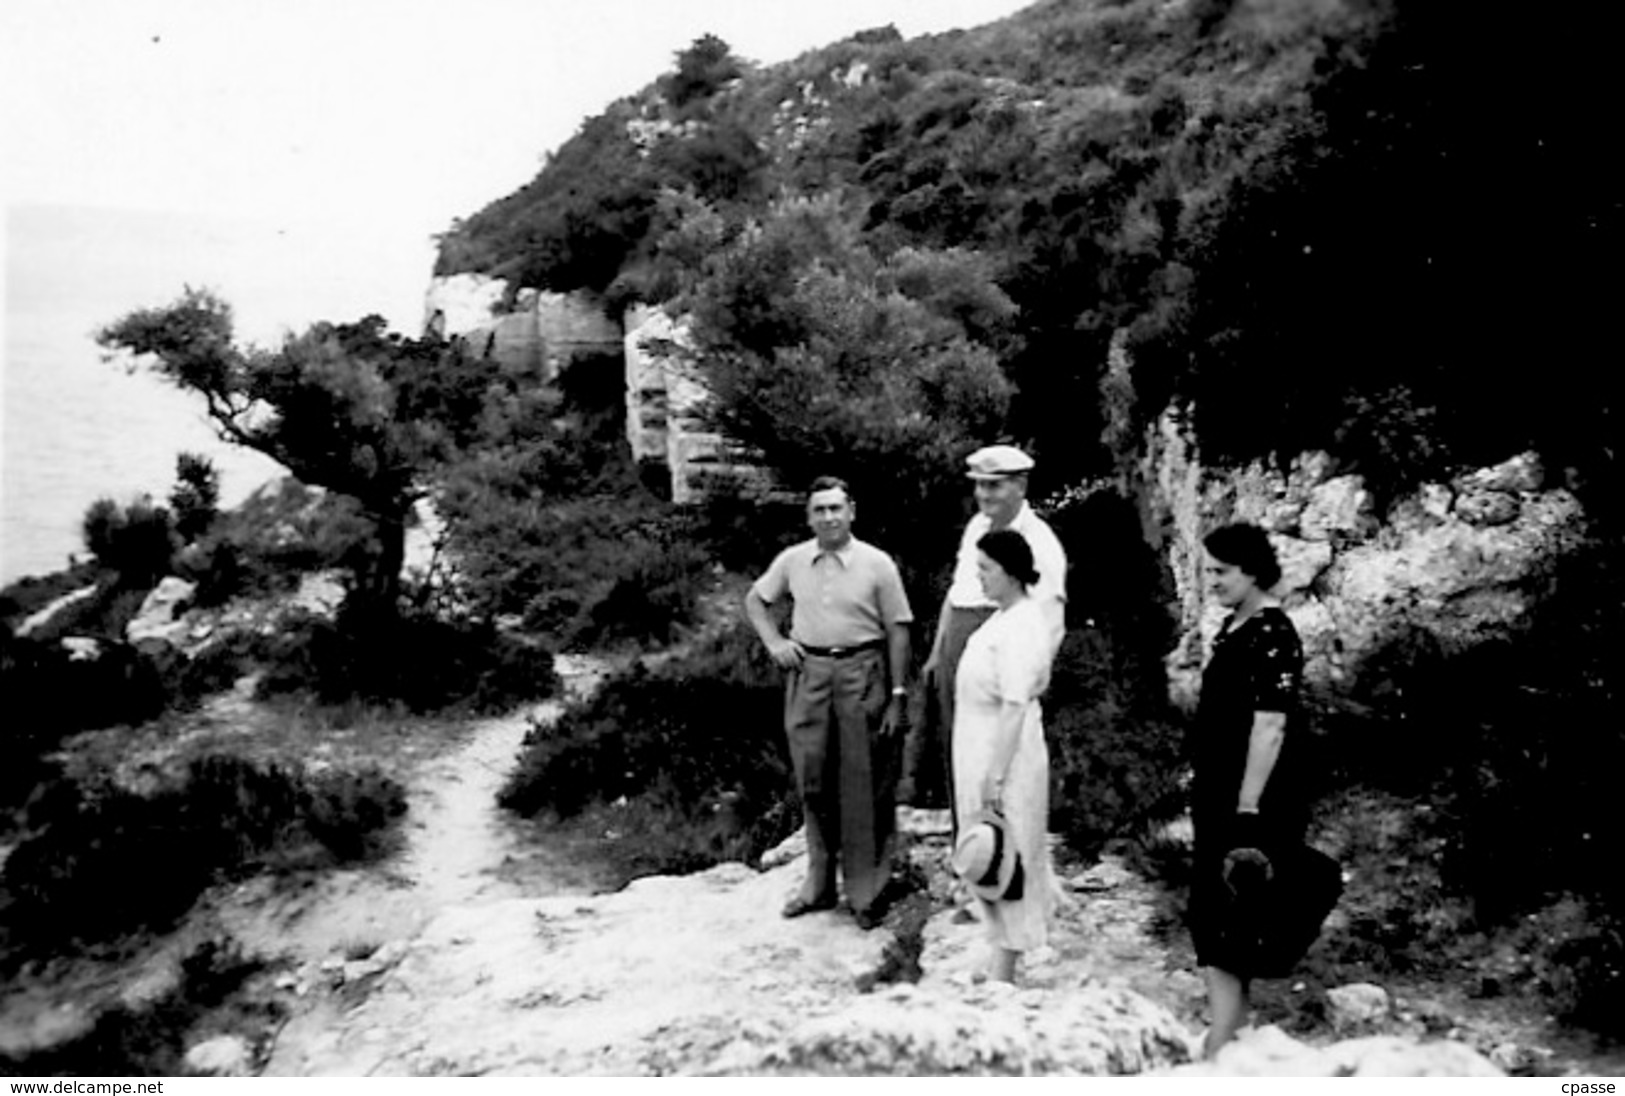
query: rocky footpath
257 808 1502 1077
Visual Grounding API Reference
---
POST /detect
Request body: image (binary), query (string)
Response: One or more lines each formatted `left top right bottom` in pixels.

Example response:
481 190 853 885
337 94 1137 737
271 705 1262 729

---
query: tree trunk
347 502 407 628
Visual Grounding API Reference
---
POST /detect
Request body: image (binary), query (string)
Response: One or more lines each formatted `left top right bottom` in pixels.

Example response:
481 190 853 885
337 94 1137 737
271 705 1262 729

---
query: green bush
0 754 406 962
168 452 221 544
1046 627 1188 856
255 604 556 715
1527 899 1625 1034
81 496 176 587
499 621 797 874
575 532 711 648
676 194 1015 583
659 34 745 111
0 633 169 811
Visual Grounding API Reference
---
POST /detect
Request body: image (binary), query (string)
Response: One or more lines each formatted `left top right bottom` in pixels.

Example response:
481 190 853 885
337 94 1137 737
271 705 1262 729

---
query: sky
0 0 1035 579
3 0 1032 306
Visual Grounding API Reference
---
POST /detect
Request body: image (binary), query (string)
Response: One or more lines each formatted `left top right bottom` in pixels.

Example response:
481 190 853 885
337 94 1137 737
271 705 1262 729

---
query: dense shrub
676 194 1015 586
1042 489 1189 852
684 483 808 575
0 755 406 962
499 621 798 874
436 342 719 649
255 605 557 715
81 495 176 587
0 632 168 811
1529 900 1625 1034
1046 627 1188 856
575 532 712 648
659 34 745 111
168 452 221 544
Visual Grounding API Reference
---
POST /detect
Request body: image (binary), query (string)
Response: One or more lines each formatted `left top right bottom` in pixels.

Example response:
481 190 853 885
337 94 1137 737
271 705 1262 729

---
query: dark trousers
902 605 995 834
784 648 893 913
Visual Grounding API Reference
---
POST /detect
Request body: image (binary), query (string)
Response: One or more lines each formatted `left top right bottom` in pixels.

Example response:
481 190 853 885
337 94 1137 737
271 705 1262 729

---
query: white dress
952 594 1056 951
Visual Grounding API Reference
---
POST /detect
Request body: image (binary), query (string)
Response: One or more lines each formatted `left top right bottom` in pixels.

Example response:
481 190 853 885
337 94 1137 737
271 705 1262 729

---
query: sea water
2 204 434 584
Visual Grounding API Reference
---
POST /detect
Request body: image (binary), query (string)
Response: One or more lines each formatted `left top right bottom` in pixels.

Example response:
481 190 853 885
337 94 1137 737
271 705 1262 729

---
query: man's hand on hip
767 637 804 669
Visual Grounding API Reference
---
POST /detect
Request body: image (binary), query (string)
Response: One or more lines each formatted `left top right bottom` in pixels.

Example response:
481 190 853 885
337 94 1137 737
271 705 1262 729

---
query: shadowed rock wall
1140 407 1586 711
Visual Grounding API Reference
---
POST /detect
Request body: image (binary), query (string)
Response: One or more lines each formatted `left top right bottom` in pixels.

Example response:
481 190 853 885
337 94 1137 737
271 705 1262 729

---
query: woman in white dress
952 527 1059 984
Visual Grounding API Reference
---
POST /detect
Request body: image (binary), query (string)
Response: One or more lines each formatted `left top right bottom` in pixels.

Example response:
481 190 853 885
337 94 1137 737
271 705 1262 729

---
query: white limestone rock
263 858 896 1077
1164 1024 1501 1076
1453 488 1521 526
184 1034 255 1077
61 636 102 661
125 576 198 648
1326 981 1392 1031
423 273 506 337
1143 397 1587 709
1459 452 1544 495
705 982 1195 1076
1271 535 1334 596
1299 474 1372 541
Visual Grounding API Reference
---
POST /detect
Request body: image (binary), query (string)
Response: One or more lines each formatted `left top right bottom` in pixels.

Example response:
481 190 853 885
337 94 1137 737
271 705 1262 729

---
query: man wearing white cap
906 444 1067 830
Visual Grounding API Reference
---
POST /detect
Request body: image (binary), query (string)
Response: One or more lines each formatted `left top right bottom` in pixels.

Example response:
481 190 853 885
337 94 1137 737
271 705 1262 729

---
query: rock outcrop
1139 406 1586 709
1164 1024 1501 1077
421 274 621 381
126 576 198 650
1325 982 1393 1033
263 815 1501 1077
623 304 771 504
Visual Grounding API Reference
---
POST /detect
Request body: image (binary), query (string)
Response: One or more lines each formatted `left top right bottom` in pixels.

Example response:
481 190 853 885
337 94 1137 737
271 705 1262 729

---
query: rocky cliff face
1139 406 1587 711
418 279 765 506
622 304 770 504
421 274 621 380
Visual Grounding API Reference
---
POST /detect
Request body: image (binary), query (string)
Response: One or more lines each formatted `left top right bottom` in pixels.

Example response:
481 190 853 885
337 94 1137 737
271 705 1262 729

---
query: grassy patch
0 752 406 970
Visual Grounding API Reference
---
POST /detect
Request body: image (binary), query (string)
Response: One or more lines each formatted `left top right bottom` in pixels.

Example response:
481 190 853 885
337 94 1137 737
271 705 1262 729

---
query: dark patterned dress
1187 606 1307 976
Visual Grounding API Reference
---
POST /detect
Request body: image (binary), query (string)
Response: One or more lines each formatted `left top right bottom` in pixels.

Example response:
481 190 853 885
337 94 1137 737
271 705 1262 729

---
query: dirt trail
215 655 615 962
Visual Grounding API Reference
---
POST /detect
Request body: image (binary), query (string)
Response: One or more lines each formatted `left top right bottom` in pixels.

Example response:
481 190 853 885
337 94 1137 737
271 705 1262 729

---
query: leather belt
796 639 885 659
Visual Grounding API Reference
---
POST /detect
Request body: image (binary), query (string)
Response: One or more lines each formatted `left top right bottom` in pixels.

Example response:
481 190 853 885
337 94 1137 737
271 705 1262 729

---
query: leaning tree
98 288 504 623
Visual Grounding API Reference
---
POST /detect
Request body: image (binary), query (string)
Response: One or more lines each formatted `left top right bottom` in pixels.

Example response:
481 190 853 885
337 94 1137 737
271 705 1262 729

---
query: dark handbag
1252 843 1343 977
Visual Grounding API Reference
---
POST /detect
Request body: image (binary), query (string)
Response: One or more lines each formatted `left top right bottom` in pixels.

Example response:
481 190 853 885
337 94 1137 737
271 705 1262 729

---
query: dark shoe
782 894 837 919
853 907 885 931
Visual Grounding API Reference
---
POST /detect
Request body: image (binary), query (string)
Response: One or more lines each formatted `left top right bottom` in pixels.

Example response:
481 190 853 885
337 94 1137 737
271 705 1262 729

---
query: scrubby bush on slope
0 755 405 965
499 621 797 876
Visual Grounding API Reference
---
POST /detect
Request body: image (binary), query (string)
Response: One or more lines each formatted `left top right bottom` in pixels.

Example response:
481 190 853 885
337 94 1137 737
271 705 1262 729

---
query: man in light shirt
906 445 1067 834
746 476 913 930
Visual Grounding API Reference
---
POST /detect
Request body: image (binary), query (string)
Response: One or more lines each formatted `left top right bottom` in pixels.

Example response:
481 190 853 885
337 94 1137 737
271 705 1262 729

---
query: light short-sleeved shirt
752 536 914 649
946 501 1068 653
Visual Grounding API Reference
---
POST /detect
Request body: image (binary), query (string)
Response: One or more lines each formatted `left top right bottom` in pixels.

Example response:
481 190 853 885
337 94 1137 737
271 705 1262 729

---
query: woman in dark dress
1188 522 1307 1058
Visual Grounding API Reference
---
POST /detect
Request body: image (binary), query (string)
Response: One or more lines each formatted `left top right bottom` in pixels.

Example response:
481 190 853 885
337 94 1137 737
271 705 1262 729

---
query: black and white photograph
2 0 1620 1080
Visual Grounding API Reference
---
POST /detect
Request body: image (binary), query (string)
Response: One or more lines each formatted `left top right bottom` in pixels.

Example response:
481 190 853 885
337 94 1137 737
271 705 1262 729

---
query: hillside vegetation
9 0 1614 1062
437 0 1615 520
437 0 1622 1043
